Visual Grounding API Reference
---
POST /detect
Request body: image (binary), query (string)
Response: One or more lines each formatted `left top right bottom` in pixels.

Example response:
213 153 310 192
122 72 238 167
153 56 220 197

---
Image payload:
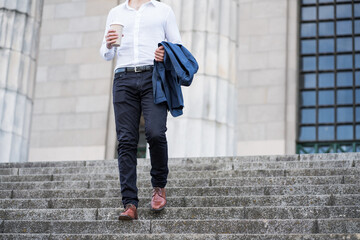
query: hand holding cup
106 29 119 49
106 23 124 49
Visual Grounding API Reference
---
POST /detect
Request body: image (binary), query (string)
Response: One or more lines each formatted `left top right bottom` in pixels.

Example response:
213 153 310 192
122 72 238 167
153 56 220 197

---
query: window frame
297 0 360 153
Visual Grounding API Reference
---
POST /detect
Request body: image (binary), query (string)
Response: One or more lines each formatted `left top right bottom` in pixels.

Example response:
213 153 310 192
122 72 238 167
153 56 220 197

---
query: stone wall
162 0 239 157
0 0 43 162
236 0 298 155
29 0 125 161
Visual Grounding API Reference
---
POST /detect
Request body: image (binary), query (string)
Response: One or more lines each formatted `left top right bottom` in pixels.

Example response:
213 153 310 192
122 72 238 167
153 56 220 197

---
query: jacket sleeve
100 9 116 61
164 7 182 45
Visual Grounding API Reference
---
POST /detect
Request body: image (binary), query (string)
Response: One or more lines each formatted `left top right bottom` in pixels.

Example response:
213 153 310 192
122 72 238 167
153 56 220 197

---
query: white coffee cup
110 23 124 47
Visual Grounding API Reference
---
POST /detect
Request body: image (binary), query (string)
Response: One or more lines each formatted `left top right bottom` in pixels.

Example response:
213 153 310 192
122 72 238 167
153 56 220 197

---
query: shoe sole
150 203 166 212
118 215 137 220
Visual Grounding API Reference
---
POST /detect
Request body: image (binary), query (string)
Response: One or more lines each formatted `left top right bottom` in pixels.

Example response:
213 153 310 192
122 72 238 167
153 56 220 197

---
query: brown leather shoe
151 187 166 211
118 204 138 220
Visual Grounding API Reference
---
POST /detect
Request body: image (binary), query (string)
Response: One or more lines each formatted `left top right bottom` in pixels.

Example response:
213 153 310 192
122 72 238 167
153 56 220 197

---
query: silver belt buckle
134 66 141 73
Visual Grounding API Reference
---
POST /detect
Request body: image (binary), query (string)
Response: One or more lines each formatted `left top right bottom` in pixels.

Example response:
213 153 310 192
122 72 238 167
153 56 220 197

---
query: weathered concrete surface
2 206 357 221
5 184 360 199
0 233 359 240
0 154 359 237
1 153 360 168
1 175 359 190
1 194 360 210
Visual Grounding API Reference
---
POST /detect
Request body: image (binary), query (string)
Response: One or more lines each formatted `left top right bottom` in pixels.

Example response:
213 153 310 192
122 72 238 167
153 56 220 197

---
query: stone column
0 0 43 162
160 0 238 157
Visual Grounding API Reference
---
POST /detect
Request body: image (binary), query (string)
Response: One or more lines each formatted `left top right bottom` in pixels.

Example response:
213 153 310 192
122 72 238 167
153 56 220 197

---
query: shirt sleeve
164 7 182 44
100 9 116 61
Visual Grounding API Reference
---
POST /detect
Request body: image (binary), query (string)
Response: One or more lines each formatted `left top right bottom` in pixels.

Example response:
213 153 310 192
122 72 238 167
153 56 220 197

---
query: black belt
115 65 153 74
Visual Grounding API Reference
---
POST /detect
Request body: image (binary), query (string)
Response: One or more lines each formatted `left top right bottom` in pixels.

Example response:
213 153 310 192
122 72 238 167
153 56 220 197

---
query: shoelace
152 187 164 198
125 204 135 211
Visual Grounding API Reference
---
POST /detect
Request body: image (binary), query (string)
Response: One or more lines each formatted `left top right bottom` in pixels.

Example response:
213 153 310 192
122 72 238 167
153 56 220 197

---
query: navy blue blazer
152 41 199 117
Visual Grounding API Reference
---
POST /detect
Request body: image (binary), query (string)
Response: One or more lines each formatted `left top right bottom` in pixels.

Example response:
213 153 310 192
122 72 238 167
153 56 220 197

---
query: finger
155 50 164 55
156 47 164 52
106 35 118 39
154 56 164 61
107 36 119 40
107 37 119 42
108 29 116 33
155 53 164 58
107 34 118 38
155 50 165 55
106 39 117 44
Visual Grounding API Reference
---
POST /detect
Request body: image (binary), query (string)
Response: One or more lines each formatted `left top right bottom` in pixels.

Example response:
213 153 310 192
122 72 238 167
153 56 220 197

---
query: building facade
0 0 44 163
1 0 358 163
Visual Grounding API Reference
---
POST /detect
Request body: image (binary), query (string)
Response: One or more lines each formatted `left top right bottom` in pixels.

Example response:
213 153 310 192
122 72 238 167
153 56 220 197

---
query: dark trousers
112 69 169 208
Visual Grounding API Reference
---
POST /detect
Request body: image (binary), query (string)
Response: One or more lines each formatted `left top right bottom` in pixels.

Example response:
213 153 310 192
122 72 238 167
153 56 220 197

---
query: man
100 0 181 220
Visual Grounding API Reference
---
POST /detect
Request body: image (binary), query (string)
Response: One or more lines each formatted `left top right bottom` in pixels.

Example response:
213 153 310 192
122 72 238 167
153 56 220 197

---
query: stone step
1 154 358 238
1 194 358 209
1 234 359 240
1 160 357 176
231 160 358 170
24 158 360 169
0 158 236 169
0 158 234 169
0 206 358 221
1 175 358 190
0 153 358 169
4 184 359 199
1 168 358 182
1 219 359 234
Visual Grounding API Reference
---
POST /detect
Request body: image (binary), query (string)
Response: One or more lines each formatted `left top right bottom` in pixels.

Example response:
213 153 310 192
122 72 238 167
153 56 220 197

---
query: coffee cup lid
110 22 124 26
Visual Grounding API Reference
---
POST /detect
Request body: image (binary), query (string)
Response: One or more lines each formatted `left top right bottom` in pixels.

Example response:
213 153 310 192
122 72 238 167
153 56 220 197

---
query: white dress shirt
100 0 182 70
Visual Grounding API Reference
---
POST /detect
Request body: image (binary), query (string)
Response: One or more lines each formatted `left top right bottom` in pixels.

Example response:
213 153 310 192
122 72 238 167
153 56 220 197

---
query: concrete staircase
0 153 359 239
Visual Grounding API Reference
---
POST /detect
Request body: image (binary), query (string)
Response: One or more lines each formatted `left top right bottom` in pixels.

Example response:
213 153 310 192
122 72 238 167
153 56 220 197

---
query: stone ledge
1 194 359 209
2 219 359 234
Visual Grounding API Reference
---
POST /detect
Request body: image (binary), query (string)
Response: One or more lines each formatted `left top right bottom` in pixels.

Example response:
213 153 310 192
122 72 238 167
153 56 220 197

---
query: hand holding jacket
152 41 199 117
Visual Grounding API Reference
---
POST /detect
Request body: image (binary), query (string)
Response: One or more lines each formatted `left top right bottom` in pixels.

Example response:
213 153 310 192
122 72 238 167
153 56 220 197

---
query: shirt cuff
101 44 116 60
